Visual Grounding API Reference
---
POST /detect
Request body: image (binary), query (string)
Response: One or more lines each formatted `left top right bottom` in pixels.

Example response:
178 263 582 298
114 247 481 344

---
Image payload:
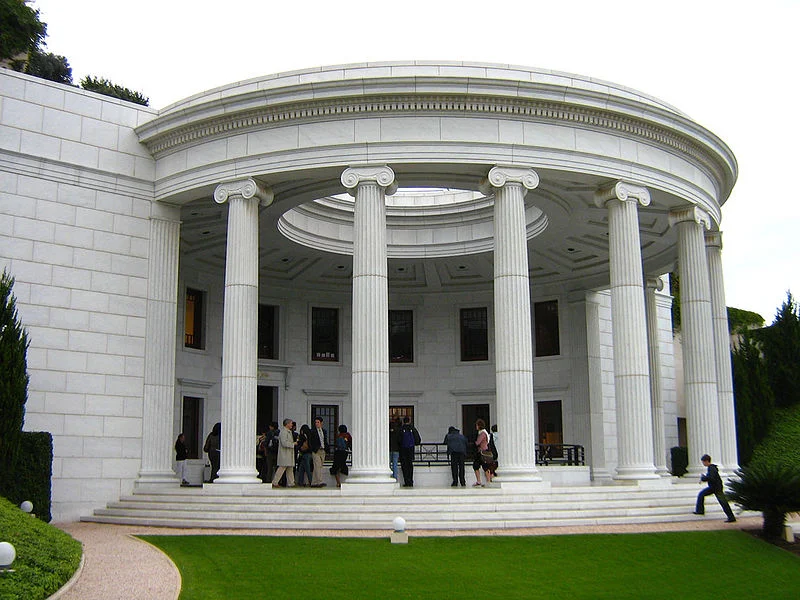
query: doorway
462 403 490 445
257 386 277 433
537 400 563 445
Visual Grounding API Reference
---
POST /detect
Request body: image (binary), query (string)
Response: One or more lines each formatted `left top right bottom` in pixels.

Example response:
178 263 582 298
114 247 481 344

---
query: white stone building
0 62 737 523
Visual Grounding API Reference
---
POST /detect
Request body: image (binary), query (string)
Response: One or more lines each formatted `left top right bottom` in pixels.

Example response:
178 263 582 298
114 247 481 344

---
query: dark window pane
311 307 339 361
182 396 203 459
390 405 414 423
534 300 560 357
184 288 204 349
460 307 488 361
258 304 278 360
389 310 414 363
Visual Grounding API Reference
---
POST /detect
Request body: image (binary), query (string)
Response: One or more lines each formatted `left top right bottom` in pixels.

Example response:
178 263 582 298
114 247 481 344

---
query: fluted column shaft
483 166 540 482
138 209 181 484
645 277 669 476
706 231 738 474
342 166 396 484
214 179 273 484
670 207 720 475
595 181 657 479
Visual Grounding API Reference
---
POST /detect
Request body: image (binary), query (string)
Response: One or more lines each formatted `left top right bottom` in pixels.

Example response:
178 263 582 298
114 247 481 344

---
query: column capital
341 165 397 196
594 180 651 209
479 166 539 195
645 276 665 292
704 230 723 249
668 206 711 230
214 177 274 207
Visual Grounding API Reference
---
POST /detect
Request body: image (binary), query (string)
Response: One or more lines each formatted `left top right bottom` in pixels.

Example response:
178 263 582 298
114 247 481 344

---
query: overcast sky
30 0 799 322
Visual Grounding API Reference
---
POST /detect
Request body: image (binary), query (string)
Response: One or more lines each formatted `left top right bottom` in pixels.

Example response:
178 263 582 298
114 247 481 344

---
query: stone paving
53 516 759 600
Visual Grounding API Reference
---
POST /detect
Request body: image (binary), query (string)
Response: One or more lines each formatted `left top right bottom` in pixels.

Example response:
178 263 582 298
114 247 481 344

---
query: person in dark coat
203 422 221 482
694 454 736 522
443 426 468 487
331 424 352 487
397 417 421 487
175 433 189 486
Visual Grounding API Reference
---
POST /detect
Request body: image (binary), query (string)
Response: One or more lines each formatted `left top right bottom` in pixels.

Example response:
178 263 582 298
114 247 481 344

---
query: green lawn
140 530 800 600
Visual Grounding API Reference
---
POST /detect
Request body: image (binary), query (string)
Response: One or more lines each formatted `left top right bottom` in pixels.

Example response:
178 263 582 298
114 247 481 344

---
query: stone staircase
81 480 739 530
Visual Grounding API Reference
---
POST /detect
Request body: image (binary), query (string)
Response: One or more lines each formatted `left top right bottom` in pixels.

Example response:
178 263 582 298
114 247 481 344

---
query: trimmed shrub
749 404 800 470
0 496 81 600
670 446 688 477
4 432 53 522
726 462 800 539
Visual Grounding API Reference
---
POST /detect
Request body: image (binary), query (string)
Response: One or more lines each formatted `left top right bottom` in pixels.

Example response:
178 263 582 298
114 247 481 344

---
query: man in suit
694 454 736 522
309 416 328 487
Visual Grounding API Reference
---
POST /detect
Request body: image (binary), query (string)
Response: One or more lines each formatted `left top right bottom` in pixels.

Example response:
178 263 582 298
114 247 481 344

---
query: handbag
480 449 494 463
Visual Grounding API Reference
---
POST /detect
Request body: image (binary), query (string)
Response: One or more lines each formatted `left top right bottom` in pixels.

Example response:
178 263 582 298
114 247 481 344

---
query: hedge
1 432 52 522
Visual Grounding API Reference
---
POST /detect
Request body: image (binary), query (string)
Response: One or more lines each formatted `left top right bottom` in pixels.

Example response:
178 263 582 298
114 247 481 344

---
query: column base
135 470 179 489
656 467 672 477
613 465 660 480
215 467 261 485
495 465 543 482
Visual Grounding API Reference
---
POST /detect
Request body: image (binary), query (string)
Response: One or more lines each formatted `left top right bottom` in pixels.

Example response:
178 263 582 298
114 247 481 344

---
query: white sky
31 0 799 322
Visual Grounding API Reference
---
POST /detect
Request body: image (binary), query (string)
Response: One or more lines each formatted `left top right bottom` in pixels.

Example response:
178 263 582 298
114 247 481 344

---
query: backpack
401 428 416 449
336 435 348 451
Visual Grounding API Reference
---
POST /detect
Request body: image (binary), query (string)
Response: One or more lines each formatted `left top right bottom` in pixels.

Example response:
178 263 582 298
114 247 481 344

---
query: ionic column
645 277 670 476
341 166 397 487
481 166 541 483
594 181 658 480
669 207 720 475
705 231 739 474
138 205 181 485
213 178 273 484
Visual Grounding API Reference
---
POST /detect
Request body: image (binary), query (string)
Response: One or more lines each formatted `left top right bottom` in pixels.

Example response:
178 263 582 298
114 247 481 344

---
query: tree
80 75 149 106
0 269 30 497
732 333 774 465
0 0 46 62
760 292 800 409
24 47 72 84
727 306 764 335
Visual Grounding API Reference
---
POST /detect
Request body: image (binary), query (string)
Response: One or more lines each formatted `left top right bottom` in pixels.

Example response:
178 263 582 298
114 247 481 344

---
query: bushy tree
760 292 800 409
727 306 764 335
0 269 29 497
24 47 72 84
80 75 149 106
0 0 46 62
727 462 800 539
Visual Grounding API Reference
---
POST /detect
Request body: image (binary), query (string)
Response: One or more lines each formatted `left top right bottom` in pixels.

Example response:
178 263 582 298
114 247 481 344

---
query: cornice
137 92 734 200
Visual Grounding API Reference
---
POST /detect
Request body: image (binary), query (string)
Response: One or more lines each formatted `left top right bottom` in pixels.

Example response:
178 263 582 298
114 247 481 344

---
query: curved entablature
137 62 737 206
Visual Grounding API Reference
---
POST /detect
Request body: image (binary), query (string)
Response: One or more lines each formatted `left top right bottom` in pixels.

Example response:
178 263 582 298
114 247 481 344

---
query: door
462 403 490 445
257 386 277 433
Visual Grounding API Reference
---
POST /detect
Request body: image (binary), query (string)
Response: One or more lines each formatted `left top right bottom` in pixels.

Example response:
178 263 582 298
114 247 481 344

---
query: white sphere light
392 516 406 532
0 542 16 568
20 501 33 514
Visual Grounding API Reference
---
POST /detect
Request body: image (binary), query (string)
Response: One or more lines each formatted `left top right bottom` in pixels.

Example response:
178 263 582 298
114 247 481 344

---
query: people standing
271 419 297 488
331 424 352 487
398 416 421 487
444 426 468 487
265 422 279 483
296 424 313 487
309 417 328 487
256 427 268 483
693 454 736 522
472 419 493 487
389 417 401 481
175 433 189 486
203 422 221 482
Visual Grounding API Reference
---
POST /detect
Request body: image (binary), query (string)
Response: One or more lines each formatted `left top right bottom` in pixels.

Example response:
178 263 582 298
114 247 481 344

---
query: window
184 288 205 349
181 396 204 459
390 405 415 424
389 310 414 363
311 307 339 361
460 307 488 361
258 304 278 360
534 300 560 357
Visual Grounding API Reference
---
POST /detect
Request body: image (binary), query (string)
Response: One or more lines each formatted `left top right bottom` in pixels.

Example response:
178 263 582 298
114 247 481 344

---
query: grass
0 496 81 600
140 530 800 600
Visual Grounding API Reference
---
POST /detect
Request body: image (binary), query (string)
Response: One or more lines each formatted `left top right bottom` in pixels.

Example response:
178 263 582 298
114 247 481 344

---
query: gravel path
53 517 759 599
